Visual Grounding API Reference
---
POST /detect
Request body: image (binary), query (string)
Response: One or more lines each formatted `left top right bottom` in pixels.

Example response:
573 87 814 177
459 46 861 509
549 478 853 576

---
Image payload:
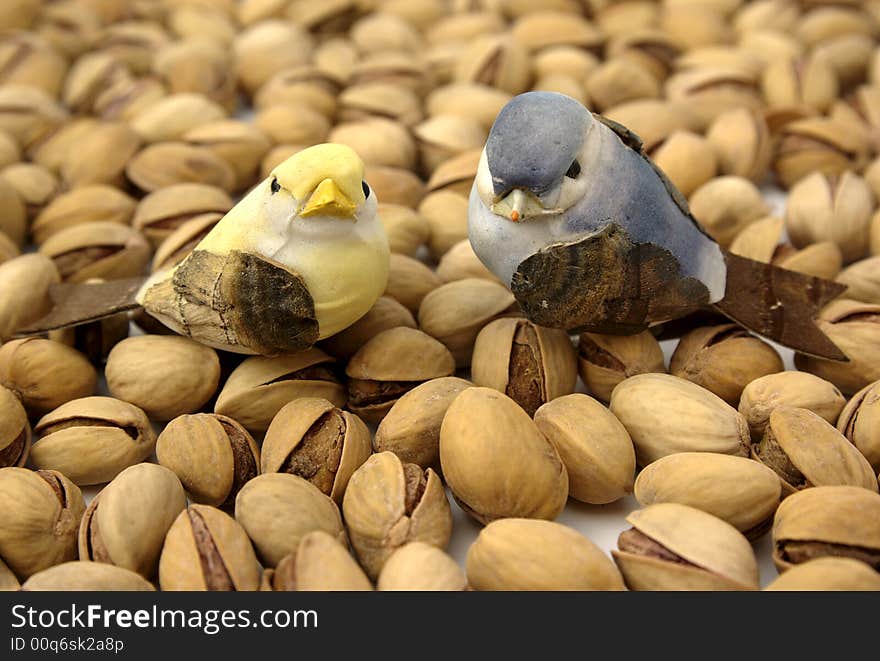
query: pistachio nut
454 35 531 95
79 463 186 578
0 253 59 340
269 530 372 592
92 76 167 122
772 485 880 572
425 11 505 46
765 557 880 591
39 221 150 284
576 332 664 403
635 452 781 540
337 82 422 128
613 503 760 590
168 3 237 46
214 349 345 433
159 504 261 591
0 162 58 219
31 396 156 486
21 561 155 591
32 185 136 245
585 58 660 112
739 371 847 440
705 108 772 183
609 373 751 465
435 239 501 284
328 118 415 170
661 7 734 52
467 519 625 591
534 393 636 505
0 338 96 416
648 130 717 197
604 99 701 152
254 103 330 147
0 85 68 149
836 256 880 305
106 335 221 421
665 68 762 130
773 117 869 189
130 93 226 145
364 163 425 209
606 30 681 82
28 117 98 174
152 41 237 112
151 213 223 272
440 387 569 524
61 121 141 189
838 380 880 471
510 10 603 52
0 384 29 468
233 20 313 95
261 397 370 504
345 327 456 424
688 176 769 247
0 556 17 591
0 177 26 246
794 299 880 395
156 413 259 508
773 241 843 280
0 233 18 265
349 52 433 96
425 84 512 133
418 191 469 260
342 452 452 579
0 130 19 169
97 21 171 74
761 54 839 114
0 467 84 579
254 65 341 118
312 37 357 85
183 120 271 193
812 33 873 90
675 45 764 78
0 0 41 31
133 183 232 248
125 141 236 193
377 204 429 257
729 216 784 263
320 296 416 361
350 12 422 54
532 45 599 83
471 318 576 416
413 114 487 176
872 210 880 256
425 150 481 200
377 542 465 591
234 472 345 568
61 52 130 115
382 256 444 313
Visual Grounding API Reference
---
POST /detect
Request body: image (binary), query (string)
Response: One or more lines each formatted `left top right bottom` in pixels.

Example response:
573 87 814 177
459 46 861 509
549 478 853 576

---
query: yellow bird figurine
23 144 391 356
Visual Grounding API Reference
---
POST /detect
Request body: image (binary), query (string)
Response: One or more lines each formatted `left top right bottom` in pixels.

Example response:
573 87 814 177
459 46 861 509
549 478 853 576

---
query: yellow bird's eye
362 180 370 197
270 177 280 193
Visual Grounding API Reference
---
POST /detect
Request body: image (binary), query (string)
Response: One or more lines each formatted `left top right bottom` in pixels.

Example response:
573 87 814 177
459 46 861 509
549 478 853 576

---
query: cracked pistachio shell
467 519 624 591
533 45 599 81
377 542 466 591
413 114 487 176
794 299 880 395
786 171 874 264
761 54 839 113
0 1 41 31
670 324 784 406
32 185 135 245
0 177 25 246
454 35 531 95
271 530 372 592
425 11 505 45
0 556 17 590
418 279 517 368
440 387 568 524
605 30 680 81
0 467 84 578
337 83 422 128
436 239 501 284
28 118 98 174
106 336 220 421
151 213 223 272
374 376 473 470
0 385 28 468
156 413 259 507
32 396 156 486
0 233 18 265
739 371 846 440
62 53 129 115
661 7 734 51
0 338 96 416
93 76 167 122
130 93 226 144
836 256 880 305
635 452 781 539
254 103 330 146
773 241 843 280
676 45 764 78
586 58 660 112
510 10 603 52
159 505 261 591
604 99 701 152
125 141 236 193
426 84 512 132
78 463 185 578
215 349 344 433
772 485 880 572
39 221 150 283
577 331 666 402
234 20 313 94
0 253 59 340
349 52 433 96
363 163 424 209
98 21 171 74
812 34 874 90
377 204 429 257
182 120 271 192
321 296 416 361
532 73 588 106
765 557 880 591
61 121 141 189
706 108 772 183
471 318 576 417
535 394 635 505
0 85 68 149
328 118 415 170
665 68 762 130
426 150 481 198
22 561 155 591
649 130 717 197
418 190 469 259
0 130 19 169
729 216 783 263
254 65 341 117
1 162 58 219
773 118 869 189
350 13 422 53
235 472 345 568
688 176 769 247
343 452 452 580
838 380 880 471
753 406 877 496
261 397 370 504
133 183 232 248
614 503 759 590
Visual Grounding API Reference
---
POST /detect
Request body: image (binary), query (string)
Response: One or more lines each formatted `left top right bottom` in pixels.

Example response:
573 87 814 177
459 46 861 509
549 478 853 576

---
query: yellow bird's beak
300 178 357 219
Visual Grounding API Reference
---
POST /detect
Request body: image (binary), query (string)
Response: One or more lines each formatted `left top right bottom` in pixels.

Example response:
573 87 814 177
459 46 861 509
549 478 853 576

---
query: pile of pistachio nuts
1 0 880 592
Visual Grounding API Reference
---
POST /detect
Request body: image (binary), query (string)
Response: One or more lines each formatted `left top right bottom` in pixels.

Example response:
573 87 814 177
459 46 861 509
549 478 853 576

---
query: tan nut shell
0 384 29 468
22 561 155 591
39 221 150 283
634 452 781 537
614 503 760 590
418 190 469 259
321 296 416 361
729 215 784 263
0 556 17 591
261 397 371 504
774 241 843 281
466 519 625 591
577 331 665 402
274 530 372 592
534 394 635 505
688 175 769 247
234 472 345 568
435 239 501 284
838 380 880 471
32 185 135 245
0 253 59 341
342 452 452 579
764 558 880 591
377 542 466 591
836 256 880 305
377 204 429 257
609 374 750 465
439 387 569 524
346 327 455 382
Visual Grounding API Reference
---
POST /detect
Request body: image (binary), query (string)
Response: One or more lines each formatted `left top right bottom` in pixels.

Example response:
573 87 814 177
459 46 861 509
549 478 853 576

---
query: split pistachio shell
39 221 151 284
0 177 26 246
466 519 625 591
234 20 313 94
214 349 345 433
22 561 155 591
343 452 452 579
78 464 185 578
836 256 880 304
384 253 442 313
151 213 223 272
534 394 635 505
705 108 772 183
377 204 429 257
773 117 869 189
374 376 473 469
634 453 781 539
1 162 58 219
0 253 59 341
435 239 501 284
426 84 512 133
586 58 660 112
234 472 345 568
610 373 751 465
183 120 271 192
577 331 665 402
133 183 232 248
418 190 469 259
261 397 370 504
454 35 531 95
0 385 29 468
764 557 880 591
130 93 227 144
838 380 880 472
0 556 17 590
377 542 466 591
159 505 261 591
772 485 880 572
665 68 762 130
32 396 156 486
729 216 783 263
156 413 259 507
320 296 416 361
271 530 372 592
32 185 136 245
688 175 769 247
125 141 236 193
0 467 84 578
774 241 843 281
649 130 717 197
328 118 415 170
761 54 839 113
61 121 141 189
439 387 569 524
739 371 846 440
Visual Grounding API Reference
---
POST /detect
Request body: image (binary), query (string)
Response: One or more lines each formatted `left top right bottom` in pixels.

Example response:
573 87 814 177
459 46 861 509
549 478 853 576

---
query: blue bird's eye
565 160 581 179
362 180 370 197
270 177 280 193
